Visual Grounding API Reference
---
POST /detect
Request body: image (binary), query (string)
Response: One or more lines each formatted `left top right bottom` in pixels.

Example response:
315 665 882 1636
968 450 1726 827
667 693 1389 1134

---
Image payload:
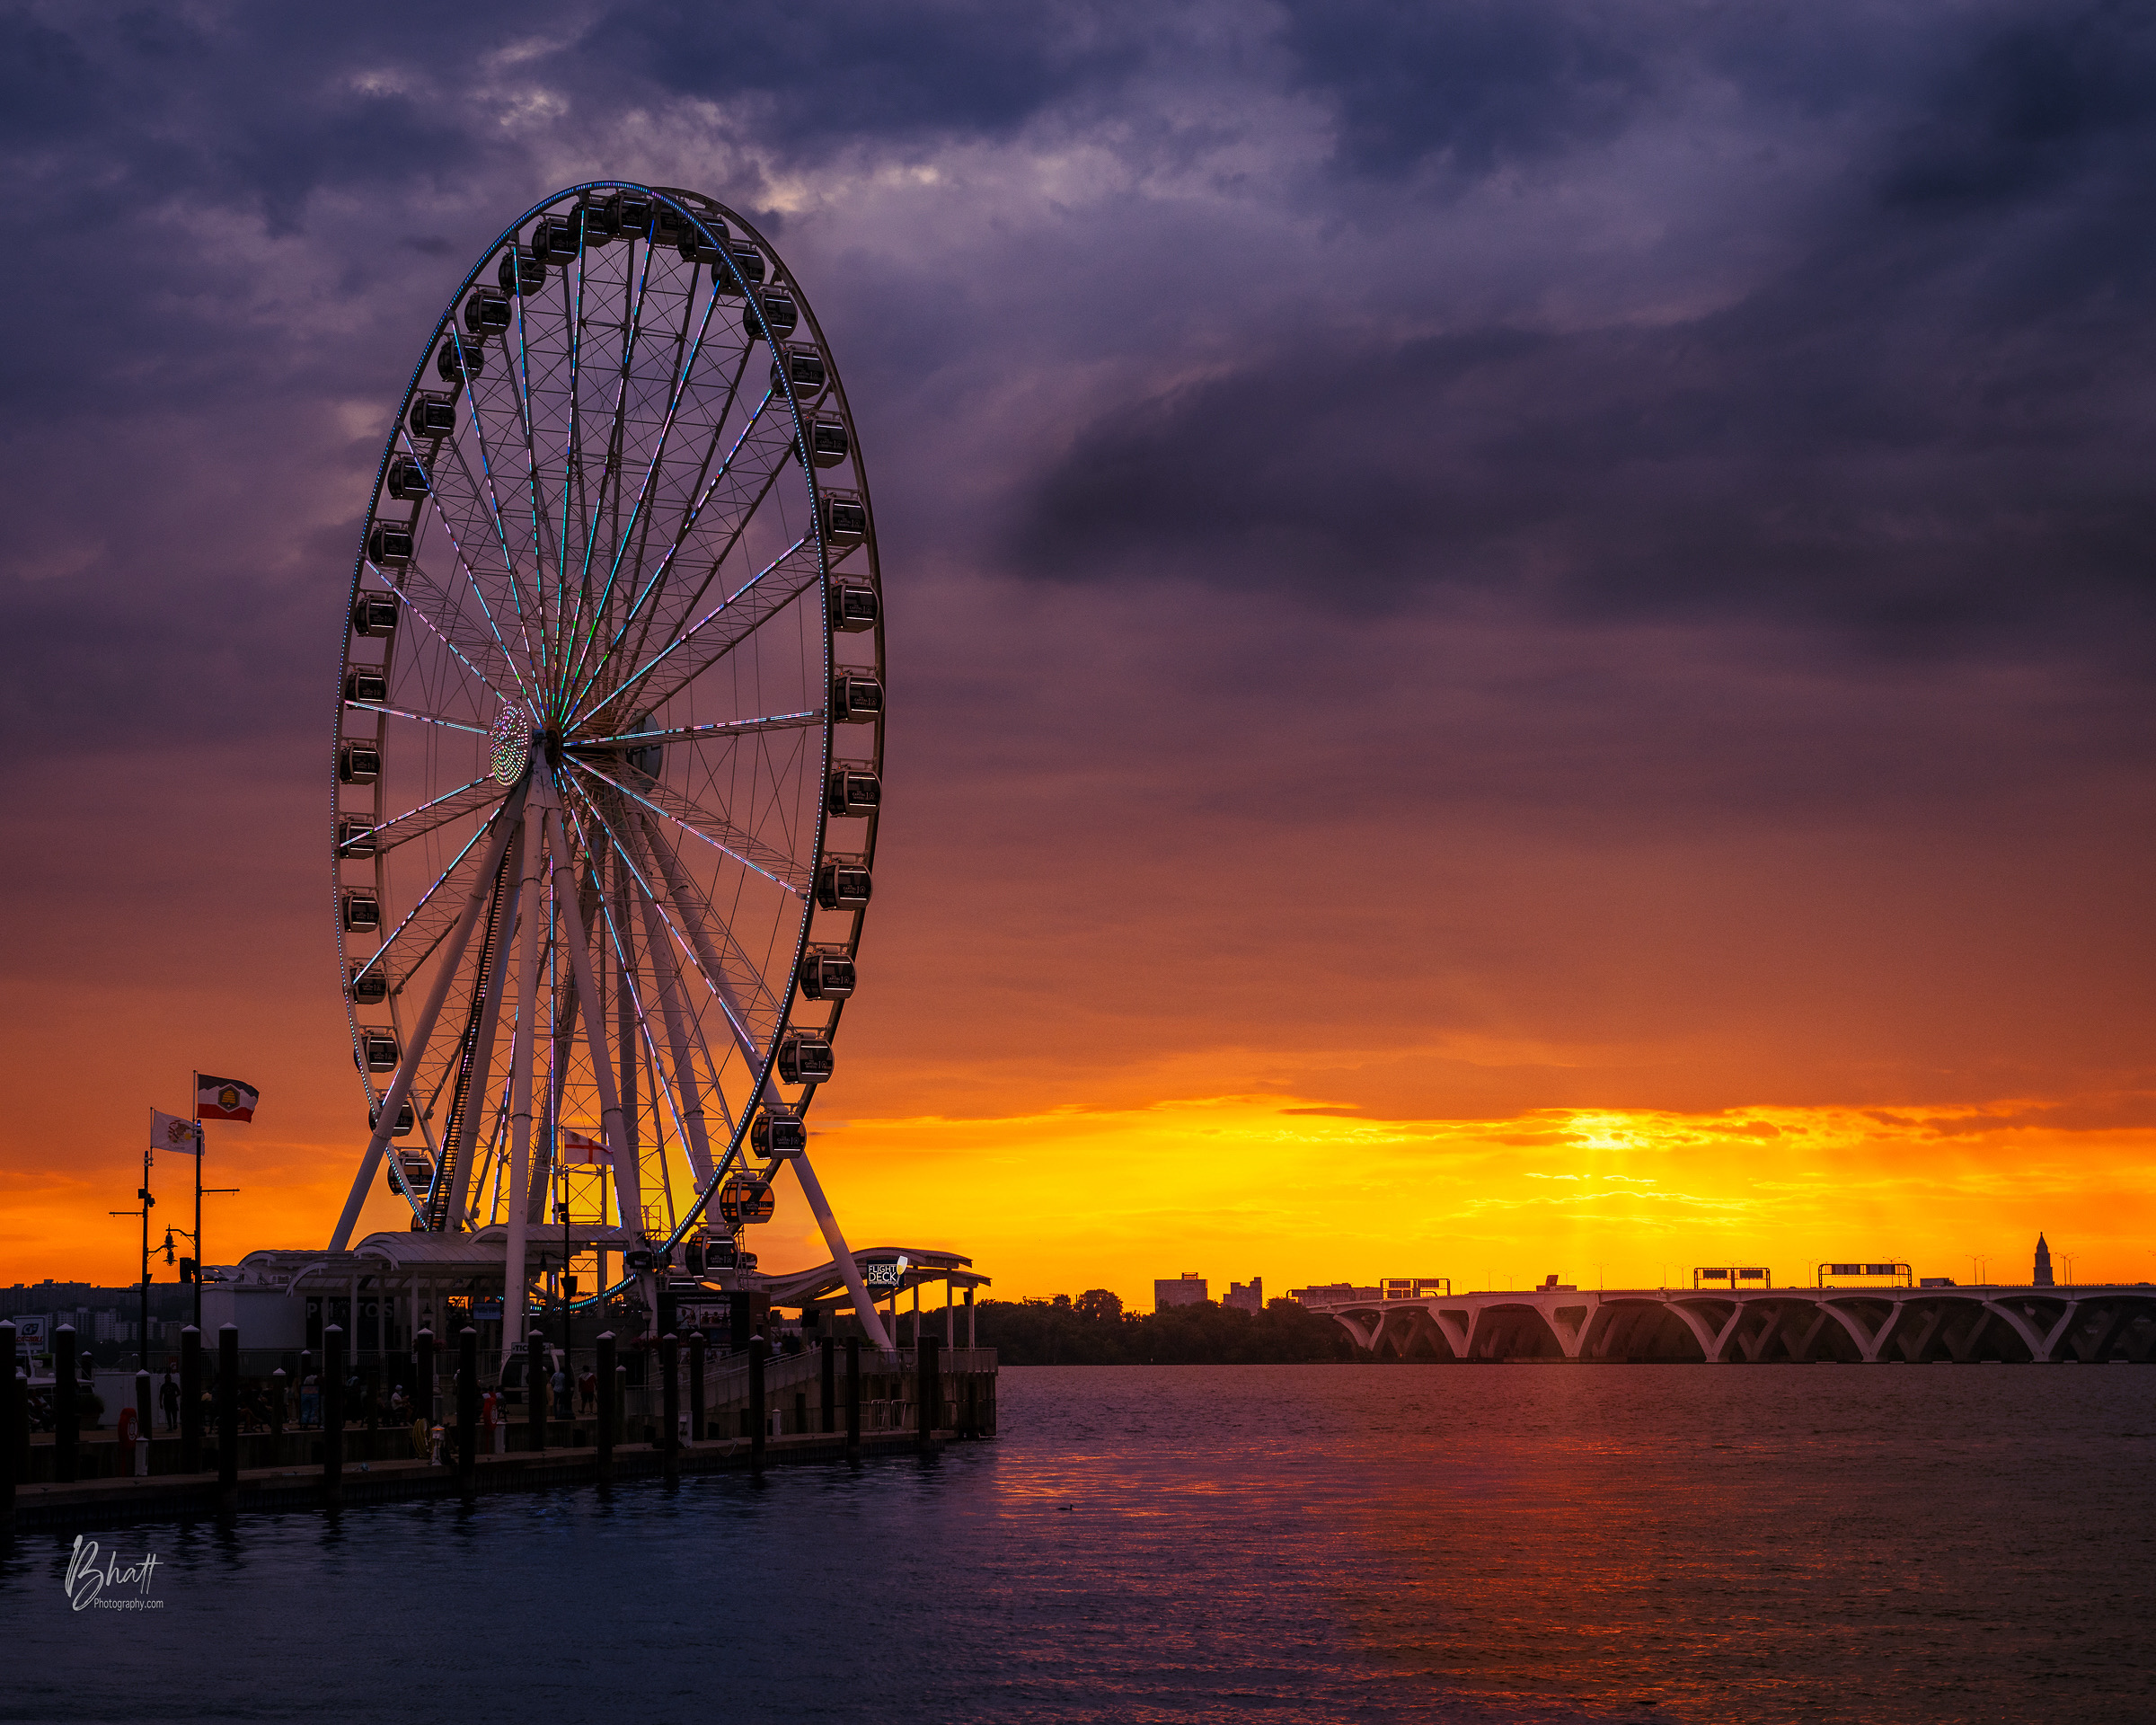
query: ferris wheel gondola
326 183 888 1349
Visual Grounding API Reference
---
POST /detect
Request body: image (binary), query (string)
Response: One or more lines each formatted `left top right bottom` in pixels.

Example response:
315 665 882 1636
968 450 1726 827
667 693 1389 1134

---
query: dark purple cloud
2 0 2152 1136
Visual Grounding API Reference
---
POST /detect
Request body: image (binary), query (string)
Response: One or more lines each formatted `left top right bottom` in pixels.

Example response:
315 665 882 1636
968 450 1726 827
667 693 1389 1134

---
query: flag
151 1110 201 1155
196 1075 260 1122
560 1128 609 1165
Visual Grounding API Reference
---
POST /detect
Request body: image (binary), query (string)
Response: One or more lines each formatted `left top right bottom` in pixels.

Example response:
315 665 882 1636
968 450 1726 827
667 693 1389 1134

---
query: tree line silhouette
974 1291 1353 1365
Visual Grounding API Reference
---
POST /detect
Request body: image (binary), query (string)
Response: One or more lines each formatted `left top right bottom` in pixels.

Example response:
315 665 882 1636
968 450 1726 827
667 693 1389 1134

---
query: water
6 1364 2152 1723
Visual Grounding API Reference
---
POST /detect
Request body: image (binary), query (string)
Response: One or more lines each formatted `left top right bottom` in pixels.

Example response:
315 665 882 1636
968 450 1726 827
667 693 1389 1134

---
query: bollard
270 1367 287 1461
456 1328 478 1485
595 1331 615 1478
217 1324 239 1501
916 1334 940 1450
688 1331 705 1446
660 1334 679 1469
1 1321 15 1517
55 1324 80 1483
297 1348 314 1429
528 1330 547 1454
748 1335 767 1471
179 1325 201 1472
414 1329 434 1429
135 1366 153 1456
820 1335 836 1435
323 1325 345 1500
844 1336 862 1459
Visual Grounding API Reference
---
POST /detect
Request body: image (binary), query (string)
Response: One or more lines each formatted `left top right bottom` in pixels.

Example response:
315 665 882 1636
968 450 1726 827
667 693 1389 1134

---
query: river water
6 1363 2152 1722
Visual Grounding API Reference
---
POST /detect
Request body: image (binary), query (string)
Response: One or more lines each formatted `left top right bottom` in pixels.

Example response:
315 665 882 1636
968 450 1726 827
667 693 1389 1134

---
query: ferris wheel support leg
500 795 546 1363
788 1150 892 1353
331 783 530 1252
537 780 641 1241
445 823 526 1231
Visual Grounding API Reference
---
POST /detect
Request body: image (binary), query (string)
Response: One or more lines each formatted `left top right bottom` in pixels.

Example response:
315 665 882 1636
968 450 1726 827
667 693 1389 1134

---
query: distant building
2032 1233 2054 1287
1224 1278 1263 1314
1154 1272 1207 1311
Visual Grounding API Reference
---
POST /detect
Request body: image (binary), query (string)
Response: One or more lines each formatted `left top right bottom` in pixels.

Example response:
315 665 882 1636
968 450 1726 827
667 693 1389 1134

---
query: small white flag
151 1110 202 1155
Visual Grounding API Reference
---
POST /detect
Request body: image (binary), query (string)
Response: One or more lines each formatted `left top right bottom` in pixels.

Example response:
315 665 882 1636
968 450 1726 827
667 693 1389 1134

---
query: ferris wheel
326 183 886 1341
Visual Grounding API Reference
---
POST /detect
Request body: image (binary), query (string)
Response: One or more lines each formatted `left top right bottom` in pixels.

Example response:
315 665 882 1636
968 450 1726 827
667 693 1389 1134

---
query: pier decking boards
7 1429 984 1531
1300 1284 2156 1365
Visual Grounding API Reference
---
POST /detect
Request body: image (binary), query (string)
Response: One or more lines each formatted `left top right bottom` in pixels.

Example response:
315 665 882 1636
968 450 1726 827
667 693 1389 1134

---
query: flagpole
192 1071 204 1332
140 1139 152 1374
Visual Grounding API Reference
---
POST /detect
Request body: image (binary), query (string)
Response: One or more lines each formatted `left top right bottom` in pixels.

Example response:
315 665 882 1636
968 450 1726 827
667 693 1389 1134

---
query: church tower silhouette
2032 1233 2054 1287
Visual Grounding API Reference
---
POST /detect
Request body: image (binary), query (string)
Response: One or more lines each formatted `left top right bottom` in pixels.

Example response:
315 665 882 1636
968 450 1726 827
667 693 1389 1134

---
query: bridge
1293 1283 2156 1364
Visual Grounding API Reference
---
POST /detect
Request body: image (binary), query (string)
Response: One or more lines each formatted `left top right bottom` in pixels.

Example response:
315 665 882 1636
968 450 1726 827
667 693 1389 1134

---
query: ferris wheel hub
488 708 533 785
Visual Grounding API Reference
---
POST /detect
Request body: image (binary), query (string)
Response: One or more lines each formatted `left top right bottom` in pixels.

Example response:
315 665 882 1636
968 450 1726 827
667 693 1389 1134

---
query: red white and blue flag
196 1075 260 1123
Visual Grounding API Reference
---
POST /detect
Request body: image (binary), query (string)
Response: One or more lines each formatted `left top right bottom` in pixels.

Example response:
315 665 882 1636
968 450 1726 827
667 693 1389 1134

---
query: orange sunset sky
5 12 2156 1304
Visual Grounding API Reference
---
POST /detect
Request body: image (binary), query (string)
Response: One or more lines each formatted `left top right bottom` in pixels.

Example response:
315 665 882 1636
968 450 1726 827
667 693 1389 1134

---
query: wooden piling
2 1320 17 1518
844 1335 861 1460
660 1333 680 1471
527 1330 546 1454
323 1324 345 1502
216 1324 239 1503
456 1327 478 1486
820 1334 835 1434
55 1324 81 1483
595 1331 615 1479
414 1329 434 1429
688 1331 705 1445
749 1335 767 1472
916 1335 940 1450
178 1324 200 1473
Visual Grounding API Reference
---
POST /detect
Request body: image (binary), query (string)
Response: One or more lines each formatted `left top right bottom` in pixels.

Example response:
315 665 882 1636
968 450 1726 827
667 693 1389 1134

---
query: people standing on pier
160 1371 180 1431
300 1372 319 1429
578 1366 596 1413
552 1364 569 1419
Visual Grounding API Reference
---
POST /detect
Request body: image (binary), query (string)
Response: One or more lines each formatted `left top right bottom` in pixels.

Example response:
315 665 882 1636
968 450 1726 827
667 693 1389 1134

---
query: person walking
552 1365 570 1420
159 1371 181 1432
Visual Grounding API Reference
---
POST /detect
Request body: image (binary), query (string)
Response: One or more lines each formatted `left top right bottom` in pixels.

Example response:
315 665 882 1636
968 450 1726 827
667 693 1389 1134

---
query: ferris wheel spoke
567 709 822 752
401 429 545 712
356 775 500 856
428 407 552 693
634 877 721 1182
508 252 570 689
561 753 806 894
349 804 501 986
631 805 788 1040
558 257 729 717
560 787 766 1063
343 699 490 739
573 372 775 712
570 534 813 733
567 230 661 711
391 573 520 712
